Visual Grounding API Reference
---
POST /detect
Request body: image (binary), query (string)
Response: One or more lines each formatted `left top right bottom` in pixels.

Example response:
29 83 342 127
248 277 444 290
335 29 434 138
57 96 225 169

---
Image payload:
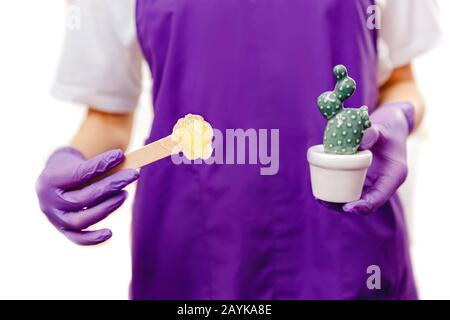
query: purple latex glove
318 102 415 215
36 147 139 245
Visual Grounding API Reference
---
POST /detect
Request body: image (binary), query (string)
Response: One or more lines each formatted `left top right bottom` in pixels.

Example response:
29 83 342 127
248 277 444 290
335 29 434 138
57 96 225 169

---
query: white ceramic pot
307 145 372 203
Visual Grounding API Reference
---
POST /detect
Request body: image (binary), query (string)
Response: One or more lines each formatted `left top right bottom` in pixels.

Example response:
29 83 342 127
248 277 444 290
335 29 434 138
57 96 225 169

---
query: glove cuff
52 146 85 159
397 101 416 134
380 102 415 135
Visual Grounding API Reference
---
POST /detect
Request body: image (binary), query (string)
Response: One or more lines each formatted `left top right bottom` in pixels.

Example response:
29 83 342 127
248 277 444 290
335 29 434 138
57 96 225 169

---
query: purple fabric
132 0 416 299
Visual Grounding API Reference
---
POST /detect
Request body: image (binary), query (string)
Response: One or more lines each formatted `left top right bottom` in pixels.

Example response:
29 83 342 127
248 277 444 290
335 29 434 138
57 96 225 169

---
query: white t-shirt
52 0 441 114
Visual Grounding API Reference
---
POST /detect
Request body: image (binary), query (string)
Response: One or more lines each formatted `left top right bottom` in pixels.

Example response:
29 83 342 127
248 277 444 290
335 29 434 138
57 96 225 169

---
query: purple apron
132 0 417 299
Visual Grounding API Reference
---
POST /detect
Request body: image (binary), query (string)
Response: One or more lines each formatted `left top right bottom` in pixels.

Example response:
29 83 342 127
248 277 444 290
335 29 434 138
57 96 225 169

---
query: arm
36 107 139 245
37 0 142 245
378 64 425 131
70 107 134 158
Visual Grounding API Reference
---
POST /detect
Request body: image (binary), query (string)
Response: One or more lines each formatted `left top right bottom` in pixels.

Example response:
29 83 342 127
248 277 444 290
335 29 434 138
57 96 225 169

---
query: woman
36 0 441 299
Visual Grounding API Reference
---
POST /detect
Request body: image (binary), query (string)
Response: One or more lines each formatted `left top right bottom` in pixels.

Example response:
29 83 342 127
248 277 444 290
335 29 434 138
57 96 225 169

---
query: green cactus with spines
317 65 371 155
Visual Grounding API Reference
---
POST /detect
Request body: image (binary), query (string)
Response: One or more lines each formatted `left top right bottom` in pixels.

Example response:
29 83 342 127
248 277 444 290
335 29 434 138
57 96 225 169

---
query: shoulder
52 0 142 113
377 0 441 83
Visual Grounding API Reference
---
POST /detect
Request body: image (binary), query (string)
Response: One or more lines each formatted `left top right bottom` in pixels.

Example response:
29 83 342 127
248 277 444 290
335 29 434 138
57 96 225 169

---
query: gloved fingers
62 228 112 246
359 126 380 150
62 149 125 188
343 173 400 215
342 198 373 215
61 169 138 209
59 191 128 230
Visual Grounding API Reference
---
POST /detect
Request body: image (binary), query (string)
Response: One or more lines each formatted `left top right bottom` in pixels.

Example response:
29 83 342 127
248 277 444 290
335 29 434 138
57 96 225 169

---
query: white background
0 1 449 299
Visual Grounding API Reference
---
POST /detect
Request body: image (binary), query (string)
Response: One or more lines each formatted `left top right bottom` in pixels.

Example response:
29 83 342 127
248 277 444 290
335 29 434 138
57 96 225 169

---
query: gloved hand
36 147 139 245
319 102 415 215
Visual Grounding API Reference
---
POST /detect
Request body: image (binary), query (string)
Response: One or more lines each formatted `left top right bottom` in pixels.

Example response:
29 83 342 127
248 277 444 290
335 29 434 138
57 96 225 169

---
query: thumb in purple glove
36 147 139 245
342 102 415 215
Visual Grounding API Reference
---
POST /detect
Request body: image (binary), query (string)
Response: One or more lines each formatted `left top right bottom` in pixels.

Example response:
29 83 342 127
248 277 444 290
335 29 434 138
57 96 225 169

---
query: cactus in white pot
307 65 373 203
317 65 371 154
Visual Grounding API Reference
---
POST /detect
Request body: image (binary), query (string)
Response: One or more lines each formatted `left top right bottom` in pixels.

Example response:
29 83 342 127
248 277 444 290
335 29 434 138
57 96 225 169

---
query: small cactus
317 65 371 155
